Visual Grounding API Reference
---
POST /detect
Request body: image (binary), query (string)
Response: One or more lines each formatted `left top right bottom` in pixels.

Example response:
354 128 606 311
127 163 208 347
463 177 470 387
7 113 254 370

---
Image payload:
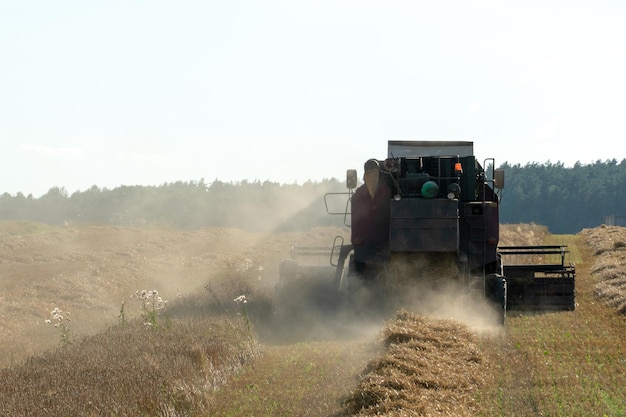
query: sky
2 1 625 197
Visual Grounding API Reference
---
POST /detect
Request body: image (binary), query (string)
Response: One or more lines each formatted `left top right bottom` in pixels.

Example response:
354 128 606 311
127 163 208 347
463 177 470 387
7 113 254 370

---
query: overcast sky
2 1 625 197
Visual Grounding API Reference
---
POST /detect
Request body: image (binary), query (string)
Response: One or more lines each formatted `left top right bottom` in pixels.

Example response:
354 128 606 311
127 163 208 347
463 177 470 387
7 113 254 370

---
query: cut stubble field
1 221 625 416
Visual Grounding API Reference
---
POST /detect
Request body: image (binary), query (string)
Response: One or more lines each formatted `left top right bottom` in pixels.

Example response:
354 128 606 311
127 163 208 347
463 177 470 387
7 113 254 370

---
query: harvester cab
276 140 575 325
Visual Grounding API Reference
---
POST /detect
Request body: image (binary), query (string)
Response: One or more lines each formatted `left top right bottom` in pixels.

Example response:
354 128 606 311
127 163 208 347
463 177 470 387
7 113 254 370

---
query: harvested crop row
345 310 486 416
581 225 626 314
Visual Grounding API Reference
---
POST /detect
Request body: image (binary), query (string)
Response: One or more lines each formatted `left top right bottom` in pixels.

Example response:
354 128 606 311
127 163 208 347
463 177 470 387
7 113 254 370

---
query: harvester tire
486 274 507 325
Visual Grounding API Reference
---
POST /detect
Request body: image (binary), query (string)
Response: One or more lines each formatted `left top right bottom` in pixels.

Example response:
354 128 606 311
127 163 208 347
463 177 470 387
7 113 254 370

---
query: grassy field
1 222 625 416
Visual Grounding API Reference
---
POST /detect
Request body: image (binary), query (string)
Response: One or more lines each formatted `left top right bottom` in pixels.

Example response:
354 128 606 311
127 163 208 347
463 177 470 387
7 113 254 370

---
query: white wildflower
132 289 168 316
234 295 247 304
45 306 72 345
49 307 66 322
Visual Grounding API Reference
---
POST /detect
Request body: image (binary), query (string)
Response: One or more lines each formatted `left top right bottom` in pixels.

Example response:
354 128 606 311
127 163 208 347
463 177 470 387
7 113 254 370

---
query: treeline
1 160 625 233
0 179 349 232
499 159 626 233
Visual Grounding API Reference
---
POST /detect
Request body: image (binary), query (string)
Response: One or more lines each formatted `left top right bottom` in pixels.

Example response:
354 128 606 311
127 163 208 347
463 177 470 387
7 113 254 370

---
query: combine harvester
275 141 575 324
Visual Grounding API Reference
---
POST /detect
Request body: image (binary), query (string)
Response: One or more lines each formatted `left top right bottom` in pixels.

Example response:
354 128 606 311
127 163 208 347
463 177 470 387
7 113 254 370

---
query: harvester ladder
467 159 498 297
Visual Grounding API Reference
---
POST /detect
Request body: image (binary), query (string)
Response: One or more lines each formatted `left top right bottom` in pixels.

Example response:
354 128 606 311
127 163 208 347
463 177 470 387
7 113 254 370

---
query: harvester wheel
485 274 507 325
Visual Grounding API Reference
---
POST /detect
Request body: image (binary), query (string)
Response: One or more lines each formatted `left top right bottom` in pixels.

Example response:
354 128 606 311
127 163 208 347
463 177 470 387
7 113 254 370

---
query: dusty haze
0 220 552 367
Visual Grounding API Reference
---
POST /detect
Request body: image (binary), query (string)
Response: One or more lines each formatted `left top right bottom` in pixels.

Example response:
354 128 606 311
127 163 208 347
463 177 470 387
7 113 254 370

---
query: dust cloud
389 281 504 334
383 253 504 334
263 249 504 346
